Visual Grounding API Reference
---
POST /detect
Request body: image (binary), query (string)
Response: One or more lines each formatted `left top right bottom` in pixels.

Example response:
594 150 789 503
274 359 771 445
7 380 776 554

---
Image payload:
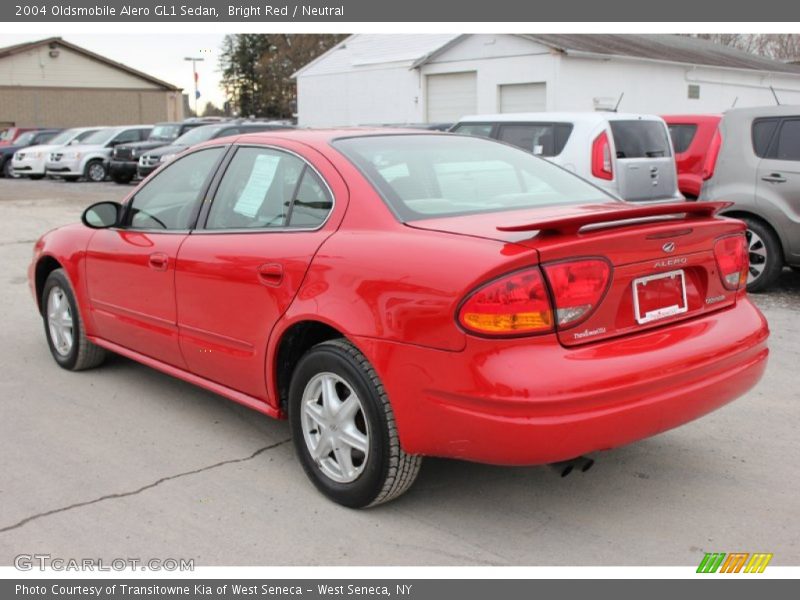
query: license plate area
632 269 688 325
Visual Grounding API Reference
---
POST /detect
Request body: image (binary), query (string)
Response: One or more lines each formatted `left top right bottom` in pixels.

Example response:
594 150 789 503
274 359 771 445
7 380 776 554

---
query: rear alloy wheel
742 218 782 293
85 160 107 182
42 269 107 371
289 339 421 508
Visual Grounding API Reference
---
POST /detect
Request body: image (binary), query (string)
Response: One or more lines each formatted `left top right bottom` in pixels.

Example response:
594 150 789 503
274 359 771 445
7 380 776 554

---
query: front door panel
85 230 187 366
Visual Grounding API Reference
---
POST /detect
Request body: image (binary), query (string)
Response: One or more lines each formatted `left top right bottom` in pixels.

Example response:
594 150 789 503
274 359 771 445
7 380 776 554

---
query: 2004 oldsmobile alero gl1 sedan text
28 130 769 507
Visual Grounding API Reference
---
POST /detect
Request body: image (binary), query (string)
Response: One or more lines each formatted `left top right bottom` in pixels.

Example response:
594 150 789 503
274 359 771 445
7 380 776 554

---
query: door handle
148 252 169 271
761 173 787 183
257 262 284 286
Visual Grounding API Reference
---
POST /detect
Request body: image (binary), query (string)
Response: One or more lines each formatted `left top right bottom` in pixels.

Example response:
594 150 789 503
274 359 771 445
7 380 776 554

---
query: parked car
452 112 684 203
109 120 222 184
0 129 62 178
0 126 38 147
663 115 722 198
45 125 152 182
11 127 101 180
698 105 800 292
137 121 294 179
29 131 768 507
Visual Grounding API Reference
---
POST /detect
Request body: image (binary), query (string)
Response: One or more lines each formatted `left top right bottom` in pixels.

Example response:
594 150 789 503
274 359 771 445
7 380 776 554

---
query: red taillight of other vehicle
591 131 613 181
714 234 748 290
702 129 722 181
458 268 553 336
542 259 612 328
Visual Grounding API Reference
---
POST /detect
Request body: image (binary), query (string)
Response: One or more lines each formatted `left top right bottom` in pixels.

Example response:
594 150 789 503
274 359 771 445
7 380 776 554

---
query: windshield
14 132 37 146
173 125 221 146
149 124 182 141
80 129 116 146
334 134 612 221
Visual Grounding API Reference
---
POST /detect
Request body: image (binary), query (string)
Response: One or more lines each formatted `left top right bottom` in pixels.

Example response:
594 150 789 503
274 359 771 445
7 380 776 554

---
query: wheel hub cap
300 372 370 483
47 286 74 356
745 229 768 284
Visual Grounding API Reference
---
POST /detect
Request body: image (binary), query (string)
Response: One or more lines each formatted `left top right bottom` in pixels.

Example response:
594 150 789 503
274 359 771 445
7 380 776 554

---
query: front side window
112 129 142 146
205 147 332 230
451 123 494 138
334 134 612 221
127 147 224 230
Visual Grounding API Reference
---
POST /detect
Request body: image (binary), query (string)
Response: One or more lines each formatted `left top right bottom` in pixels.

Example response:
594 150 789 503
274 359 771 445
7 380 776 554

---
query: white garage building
294 34 800 127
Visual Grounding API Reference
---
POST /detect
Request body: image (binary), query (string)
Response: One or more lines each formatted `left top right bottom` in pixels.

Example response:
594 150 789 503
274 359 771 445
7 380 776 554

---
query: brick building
0 37 183 129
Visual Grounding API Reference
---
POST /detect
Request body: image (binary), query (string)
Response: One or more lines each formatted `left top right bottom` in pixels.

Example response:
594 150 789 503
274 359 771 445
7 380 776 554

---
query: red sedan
29 130 769 507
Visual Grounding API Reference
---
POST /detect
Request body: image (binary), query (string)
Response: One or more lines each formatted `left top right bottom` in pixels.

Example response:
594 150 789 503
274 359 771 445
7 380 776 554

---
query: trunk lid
408 201 745 346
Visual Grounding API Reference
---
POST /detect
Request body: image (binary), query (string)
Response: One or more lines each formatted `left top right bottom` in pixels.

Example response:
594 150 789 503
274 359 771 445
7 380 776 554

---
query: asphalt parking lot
0 177 798 566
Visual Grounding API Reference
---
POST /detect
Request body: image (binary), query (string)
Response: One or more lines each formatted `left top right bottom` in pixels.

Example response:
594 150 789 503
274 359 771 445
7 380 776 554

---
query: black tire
742 218 782 293
29 175 44 180
41 269 107 371
2 159 16 178
111 172 133 184
62 176 80 182
84 160 107 182
288 339 421 508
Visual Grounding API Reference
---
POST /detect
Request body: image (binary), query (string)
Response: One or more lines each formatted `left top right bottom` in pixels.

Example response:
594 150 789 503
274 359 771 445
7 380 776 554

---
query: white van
452 112 684 203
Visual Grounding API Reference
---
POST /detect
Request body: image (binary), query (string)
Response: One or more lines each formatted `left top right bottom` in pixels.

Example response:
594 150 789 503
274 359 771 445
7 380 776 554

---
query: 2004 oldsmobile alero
28 130 769 507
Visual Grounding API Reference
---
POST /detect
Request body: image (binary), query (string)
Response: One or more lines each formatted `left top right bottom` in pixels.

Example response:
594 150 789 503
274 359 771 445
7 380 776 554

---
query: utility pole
184 56 205 116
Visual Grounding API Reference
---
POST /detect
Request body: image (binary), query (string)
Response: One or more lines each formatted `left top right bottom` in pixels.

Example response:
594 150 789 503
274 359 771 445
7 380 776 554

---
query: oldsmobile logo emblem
662 242 676 253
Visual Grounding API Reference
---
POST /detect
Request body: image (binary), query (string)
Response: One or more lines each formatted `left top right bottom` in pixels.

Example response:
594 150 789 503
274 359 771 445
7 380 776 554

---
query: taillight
591 131 613 181
458 268 553 336
542 259 612 328
714 235 748 290
702 129 722 181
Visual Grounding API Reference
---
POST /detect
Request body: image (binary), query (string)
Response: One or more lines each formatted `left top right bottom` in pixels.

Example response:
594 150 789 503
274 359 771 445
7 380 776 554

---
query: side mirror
82 202 122 229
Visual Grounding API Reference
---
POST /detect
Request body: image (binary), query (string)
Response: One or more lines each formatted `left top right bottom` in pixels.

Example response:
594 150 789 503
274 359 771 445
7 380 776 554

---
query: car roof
220 128 447 146
457 112 666 124
722 104 800 119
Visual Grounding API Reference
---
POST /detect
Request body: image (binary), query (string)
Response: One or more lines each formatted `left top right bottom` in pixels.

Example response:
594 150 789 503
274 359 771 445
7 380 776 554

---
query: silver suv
699 106 800 291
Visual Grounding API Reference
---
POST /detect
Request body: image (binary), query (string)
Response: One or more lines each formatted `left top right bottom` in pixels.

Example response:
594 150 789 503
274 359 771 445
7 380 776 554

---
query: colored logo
697 552 773 573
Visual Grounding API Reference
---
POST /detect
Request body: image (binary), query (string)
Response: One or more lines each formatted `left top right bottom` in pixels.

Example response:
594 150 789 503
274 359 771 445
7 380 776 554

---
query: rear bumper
354 298 769 465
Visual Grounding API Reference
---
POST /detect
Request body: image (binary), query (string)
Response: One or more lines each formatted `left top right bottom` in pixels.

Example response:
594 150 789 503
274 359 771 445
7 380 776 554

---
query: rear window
752 118 780 158
496 123 573 157
609 120 671 158
775 119 800 161
667 124 698 153
333 134 612 221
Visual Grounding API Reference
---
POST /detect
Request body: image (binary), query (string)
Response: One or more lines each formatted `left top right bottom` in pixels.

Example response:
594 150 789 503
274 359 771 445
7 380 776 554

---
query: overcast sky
2 34 228 110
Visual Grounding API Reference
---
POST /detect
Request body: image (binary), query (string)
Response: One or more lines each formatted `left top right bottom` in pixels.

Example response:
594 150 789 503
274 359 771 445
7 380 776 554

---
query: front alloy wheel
47 285 74 357
289 339 421 508
86 160 107 182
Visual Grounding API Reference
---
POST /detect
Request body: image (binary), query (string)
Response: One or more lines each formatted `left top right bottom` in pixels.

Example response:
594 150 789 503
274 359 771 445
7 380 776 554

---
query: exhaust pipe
548 456 595 477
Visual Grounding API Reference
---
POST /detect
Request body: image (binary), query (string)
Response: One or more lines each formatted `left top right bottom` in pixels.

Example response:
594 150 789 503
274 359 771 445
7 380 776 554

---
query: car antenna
613 92 625 113
731 96 738 108
769 86 781 105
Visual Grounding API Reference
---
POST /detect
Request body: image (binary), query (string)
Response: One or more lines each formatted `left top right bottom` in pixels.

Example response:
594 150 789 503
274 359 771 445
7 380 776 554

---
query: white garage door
426 72 477 123
499 82 547 113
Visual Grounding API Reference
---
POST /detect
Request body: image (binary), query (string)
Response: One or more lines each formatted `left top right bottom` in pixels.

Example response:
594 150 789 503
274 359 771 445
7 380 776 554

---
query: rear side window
752 118 780 158
206 146 332 229
496 123 573 157
452 123 494 138
775 119 800 161
609 120 671 158
667 124 698 153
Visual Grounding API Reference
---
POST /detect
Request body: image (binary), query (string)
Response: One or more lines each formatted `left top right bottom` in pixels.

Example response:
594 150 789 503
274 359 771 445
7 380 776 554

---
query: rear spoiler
497 202 733 235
